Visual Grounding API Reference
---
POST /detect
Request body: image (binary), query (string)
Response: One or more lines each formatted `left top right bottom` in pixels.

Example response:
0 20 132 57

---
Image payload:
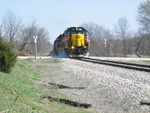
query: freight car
53 27 89 57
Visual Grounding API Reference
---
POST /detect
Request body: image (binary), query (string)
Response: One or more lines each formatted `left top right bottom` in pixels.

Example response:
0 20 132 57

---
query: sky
0 0 144 43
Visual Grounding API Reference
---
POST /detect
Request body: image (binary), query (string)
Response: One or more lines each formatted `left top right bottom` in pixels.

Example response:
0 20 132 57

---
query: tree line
82 1 150 57
0 11 52 56
0 1 150 57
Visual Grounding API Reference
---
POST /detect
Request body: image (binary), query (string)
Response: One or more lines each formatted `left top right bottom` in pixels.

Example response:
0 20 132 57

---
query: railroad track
74 57 150 72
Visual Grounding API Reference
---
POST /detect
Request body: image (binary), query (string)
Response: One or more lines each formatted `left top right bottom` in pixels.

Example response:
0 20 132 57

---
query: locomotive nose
76 34 84 46
76 35 80 39
72 34 84 47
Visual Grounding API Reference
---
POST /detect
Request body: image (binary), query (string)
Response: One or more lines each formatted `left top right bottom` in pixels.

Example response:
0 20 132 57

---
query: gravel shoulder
30 58 150 113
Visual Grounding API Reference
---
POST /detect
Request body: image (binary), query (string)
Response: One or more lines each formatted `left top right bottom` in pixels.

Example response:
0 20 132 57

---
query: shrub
0 37 17 73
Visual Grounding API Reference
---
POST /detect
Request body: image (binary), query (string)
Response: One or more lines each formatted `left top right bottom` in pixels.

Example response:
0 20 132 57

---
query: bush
0 37 17 73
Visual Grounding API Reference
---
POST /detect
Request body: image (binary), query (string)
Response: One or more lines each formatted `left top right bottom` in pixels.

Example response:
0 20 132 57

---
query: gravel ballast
31 58 150 113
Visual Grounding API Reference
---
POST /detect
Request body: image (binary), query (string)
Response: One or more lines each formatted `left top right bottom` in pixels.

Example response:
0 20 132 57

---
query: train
53 27 89 57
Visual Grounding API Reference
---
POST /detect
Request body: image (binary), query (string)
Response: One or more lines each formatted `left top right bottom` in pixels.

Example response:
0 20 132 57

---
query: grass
125 60 150 64
0 59 89 113
143 60 150 64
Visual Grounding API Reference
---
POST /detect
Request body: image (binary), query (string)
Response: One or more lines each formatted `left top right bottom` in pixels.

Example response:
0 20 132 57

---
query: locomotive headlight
84 46 86 48
71 46 74 49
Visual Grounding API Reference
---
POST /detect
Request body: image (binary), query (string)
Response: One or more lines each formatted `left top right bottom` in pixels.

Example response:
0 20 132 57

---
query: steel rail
83 57 150 68
74 57 150 72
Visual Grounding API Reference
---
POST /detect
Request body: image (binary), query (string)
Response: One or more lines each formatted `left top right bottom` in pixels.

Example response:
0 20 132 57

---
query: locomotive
53 27 89 57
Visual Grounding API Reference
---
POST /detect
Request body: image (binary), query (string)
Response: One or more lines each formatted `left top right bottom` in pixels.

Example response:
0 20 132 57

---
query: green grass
125 60 150 65
143 60 150 64
0 59 89 113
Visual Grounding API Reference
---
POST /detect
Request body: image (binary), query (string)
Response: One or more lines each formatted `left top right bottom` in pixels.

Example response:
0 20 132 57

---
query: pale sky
0 0 144 43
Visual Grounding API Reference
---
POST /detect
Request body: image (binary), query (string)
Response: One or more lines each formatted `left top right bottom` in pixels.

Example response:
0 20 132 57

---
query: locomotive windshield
65 27 88 37
71 31 83 34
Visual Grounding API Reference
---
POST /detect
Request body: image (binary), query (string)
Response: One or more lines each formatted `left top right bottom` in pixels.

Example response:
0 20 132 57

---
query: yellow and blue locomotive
53 27 89 57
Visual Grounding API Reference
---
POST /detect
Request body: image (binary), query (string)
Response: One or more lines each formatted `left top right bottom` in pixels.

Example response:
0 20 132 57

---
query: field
0 59 89 113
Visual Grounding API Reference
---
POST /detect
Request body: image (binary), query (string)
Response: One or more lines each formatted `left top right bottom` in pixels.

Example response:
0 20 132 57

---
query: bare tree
114 17 130 57
17 22 37 51
81 23 113 56
137 0 150 56
132 29 144 57
17 21 52 55
138 0 150 34
36 27 51 53
103 29 113 56
1 10 22 42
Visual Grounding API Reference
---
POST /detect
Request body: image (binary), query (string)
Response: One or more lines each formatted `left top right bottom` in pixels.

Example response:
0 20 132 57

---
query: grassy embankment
0 59 89 113
124 60 150 64
143 60 150 64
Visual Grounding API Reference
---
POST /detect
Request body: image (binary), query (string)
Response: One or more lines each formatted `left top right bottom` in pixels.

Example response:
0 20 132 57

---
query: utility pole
33 36 38 59
104 39 107 57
